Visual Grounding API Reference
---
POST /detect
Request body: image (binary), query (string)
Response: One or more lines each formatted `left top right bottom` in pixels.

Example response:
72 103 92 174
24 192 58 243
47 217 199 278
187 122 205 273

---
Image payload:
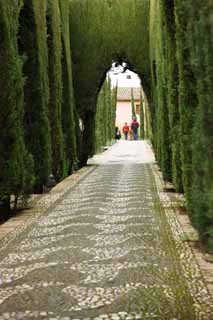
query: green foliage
150 0 213 248
143 92 153 140
131 88 136 119
59 0 77 173
111 84 118 140
69 0 151 163
150 0 172 181
95 77 115 151
46 0 65 181
0 0 34 218
186 0 213 250
140 91 145 139
18 0 52 192
164 0 182 192
174 0 198 196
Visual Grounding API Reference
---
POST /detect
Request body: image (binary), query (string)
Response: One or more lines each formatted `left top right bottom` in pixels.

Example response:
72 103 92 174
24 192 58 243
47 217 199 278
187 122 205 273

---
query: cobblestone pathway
0 142 212 319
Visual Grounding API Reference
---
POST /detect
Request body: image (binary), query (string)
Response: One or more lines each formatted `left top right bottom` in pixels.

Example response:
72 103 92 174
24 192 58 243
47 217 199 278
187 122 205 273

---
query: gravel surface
0 141 211 319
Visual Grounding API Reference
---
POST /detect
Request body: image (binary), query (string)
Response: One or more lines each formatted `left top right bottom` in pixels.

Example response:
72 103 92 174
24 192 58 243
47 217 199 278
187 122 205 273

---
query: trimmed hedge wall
0 0 77 219
60 0 77 173
46 0 65 181
150 0 213 249
139 92 145 140
0 0 212 248
0 0 34 218
185 0 213 248
95 77 116 151
18 0 52 192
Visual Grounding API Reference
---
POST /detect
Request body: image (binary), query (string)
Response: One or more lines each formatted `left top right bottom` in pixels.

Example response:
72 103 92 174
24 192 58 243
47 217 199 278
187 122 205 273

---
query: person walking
115 126 121 140
122 122 129 140
131 117 139 140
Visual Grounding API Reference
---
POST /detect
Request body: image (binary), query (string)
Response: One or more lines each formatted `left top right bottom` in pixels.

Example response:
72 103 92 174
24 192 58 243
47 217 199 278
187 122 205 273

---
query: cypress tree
131 88 136 119
149 0 213 247
150 0 172 181
111 83 118 140
162 0 182 192
95 78 107 150
0 0 34 218
59 0 77 173
95 84 104 151
46 0 65 181
175 0 198 199
106 77 113 143
18 0 52 192
143 93 153 140
95 76 116 151
139 91 145 139
103 81 108 145
186 0 213 249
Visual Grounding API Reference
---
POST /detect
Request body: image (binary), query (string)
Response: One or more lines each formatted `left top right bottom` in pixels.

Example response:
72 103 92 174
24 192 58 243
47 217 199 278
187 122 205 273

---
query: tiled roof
117 87 141 101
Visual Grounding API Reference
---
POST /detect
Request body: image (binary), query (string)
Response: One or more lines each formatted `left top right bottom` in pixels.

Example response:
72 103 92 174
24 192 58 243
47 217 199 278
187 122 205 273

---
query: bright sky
108 63 141 88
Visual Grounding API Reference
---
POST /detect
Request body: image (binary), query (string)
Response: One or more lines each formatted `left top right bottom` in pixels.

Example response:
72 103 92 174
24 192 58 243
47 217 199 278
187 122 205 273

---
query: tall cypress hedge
18 0 52 192
95 83 106 151
59 0 77 173
185 0 213 248
0 0 34 219
163 0 182 192
131 88 136 119
140 91 145 140
150 0 172 181
174 0 198 197
46 0 65 181
149 0 213 249
111 84 118 139
95 77 115 151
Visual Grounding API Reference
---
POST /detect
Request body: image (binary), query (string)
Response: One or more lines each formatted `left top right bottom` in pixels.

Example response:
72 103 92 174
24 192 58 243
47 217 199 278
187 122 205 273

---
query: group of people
115 117 140 141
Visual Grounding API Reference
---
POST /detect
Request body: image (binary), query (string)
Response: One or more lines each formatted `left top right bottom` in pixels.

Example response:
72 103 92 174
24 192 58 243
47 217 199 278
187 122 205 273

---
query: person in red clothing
122 122 129 140
131 117 139 140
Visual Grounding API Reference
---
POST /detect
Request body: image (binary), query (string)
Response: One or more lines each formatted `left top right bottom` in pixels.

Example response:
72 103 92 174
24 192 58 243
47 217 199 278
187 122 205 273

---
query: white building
115 87 141 132
108 66 144 137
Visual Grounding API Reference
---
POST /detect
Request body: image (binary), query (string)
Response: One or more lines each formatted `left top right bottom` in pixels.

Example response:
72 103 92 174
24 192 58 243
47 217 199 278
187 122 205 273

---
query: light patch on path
88 140 155 165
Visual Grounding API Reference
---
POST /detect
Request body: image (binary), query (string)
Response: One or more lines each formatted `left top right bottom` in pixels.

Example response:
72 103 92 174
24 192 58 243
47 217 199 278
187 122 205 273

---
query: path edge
0 165 96 252
150 163 213 318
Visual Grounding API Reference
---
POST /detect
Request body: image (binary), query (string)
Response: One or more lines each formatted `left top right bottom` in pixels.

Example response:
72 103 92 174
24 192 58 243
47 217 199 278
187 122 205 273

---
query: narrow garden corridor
0 141 211 320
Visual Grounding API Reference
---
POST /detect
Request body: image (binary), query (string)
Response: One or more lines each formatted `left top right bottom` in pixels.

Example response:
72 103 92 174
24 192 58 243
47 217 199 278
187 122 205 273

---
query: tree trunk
0 196 10 223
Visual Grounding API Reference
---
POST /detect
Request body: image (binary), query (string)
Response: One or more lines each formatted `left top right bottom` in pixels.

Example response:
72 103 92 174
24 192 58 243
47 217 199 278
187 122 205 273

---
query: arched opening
74 55 153 165
94 61 152 150
69 0 151 165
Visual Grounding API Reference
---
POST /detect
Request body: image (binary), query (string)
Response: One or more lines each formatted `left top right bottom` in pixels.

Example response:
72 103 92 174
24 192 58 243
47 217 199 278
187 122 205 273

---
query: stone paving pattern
0 141 212 319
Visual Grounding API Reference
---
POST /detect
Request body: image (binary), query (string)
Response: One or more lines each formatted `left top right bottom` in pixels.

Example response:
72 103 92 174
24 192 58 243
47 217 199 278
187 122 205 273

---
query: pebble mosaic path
0 141 212 320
